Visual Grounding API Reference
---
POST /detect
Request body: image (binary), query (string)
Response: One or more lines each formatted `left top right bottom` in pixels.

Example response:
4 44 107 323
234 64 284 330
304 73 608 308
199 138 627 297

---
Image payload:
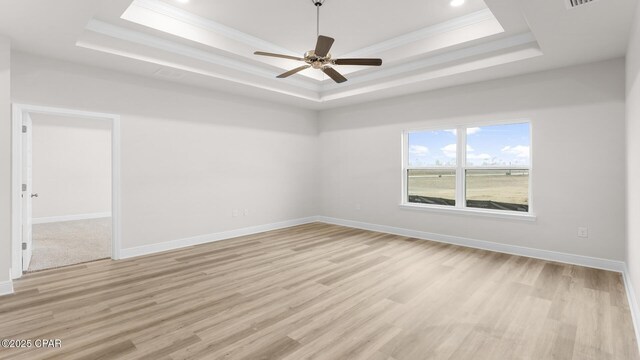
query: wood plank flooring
0 223 637 360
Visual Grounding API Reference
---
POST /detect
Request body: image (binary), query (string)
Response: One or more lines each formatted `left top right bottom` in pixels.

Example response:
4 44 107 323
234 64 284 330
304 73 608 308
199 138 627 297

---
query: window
404 122 531 214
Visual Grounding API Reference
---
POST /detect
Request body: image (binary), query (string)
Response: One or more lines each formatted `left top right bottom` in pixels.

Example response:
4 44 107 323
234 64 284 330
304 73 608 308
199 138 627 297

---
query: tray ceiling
0 0 636 108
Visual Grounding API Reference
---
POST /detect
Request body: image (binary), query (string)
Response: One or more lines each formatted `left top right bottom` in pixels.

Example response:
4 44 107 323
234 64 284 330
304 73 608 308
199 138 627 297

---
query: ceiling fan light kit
253 0 383 84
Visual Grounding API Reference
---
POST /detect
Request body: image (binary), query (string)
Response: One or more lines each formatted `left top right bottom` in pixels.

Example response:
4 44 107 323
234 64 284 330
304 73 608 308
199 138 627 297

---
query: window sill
399 203 537 222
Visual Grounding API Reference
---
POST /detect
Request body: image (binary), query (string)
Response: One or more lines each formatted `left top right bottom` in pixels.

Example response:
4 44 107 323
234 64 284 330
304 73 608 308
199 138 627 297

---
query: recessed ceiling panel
157 0 489 56
120 0 504 82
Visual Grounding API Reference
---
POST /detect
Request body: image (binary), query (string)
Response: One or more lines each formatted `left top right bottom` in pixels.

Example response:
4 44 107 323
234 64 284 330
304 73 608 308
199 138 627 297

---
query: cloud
444 127 481 136
409 145 429 156
466 127 481 135
501 145 530 158
441 144 474 158
441 144 457 158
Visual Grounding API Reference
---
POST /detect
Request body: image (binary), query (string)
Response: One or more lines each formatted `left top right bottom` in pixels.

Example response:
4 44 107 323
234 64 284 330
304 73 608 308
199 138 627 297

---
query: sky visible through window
408 123 530 167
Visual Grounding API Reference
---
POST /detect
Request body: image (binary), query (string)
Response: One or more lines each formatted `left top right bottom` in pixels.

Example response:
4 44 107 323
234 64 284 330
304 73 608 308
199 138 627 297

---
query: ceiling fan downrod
313 0 325 38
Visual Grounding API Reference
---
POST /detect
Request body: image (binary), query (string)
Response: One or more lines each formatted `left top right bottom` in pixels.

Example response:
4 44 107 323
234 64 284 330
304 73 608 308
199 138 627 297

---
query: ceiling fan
253 0 383 84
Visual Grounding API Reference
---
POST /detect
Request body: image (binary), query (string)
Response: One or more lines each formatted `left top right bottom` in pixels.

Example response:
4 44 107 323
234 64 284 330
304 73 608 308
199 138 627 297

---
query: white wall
2 51 629 283
626 0 640 317
319 58 627 261
30 114 111 219
10 53 320 252
0 38 10 285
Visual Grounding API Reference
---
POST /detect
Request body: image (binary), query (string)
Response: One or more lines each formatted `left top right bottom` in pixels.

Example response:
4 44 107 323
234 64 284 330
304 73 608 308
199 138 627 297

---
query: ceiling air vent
567 0 598 9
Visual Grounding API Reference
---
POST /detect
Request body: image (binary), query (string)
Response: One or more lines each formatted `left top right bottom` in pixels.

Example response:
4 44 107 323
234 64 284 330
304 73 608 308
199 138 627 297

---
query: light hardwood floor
0 223 637 360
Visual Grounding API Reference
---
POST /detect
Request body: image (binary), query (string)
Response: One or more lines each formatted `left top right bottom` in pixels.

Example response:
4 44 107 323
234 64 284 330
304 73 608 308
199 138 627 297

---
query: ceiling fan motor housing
305 50 331 69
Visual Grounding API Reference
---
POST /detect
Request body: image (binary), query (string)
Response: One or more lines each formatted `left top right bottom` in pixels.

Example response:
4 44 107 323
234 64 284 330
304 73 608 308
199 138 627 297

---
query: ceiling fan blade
314 35 335 58
277 65 311 78
334 58 383 66
254 51 304 62
322 67 347 83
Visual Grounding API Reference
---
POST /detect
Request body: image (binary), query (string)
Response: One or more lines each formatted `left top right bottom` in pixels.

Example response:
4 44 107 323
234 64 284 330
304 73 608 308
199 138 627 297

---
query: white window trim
401 119 535 221
398 203 536 221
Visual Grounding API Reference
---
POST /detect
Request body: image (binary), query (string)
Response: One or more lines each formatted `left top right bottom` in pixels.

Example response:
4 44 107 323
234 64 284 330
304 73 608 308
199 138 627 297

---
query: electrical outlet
243 209 249 216
232 210 239 217
355 203 361 211
577 227 589 238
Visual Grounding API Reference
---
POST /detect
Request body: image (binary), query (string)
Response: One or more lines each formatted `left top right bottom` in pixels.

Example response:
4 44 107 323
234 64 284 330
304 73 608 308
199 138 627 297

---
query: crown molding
320 46 542 102
130 0 297 57
341 9 501 58
323 32 540 91
84 19 319 92
79 21 541 104
76 39 322 103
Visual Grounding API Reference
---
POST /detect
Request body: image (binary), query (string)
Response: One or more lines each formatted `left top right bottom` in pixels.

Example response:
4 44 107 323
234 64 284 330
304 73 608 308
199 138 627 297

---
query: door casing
10 104 121 279
21 113 32 271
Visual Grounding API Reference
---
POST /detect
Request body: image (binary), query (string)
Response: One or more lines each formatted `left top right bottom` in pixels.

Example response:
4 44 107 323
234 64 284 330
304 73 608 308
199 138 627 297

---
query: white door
21 113 33 271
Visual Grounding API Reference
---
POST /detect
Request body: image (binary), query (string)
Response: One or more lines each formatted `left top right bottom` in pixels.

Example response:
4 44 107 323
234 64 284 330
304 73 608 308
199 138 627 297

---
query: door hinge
22 184 27 192
22 125 27 133
22 243 27 250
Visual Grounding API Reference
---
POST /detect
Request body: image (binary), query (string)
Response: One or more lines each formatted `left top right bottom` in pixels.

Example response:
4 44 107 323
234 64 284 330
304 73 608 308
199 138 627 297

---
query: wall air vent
567 0 598 9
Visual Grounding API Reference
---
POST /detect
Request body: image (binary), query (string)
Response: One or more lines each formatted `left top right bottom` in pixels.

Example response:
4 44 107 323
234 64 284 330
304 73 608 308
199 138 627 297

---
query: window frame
401 119 535 221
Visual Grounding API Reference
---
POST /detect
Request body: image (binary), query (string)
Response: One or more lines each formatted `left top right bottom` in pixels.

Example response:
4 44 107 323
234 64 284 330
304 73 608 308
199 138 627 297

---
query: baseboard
120 214 626 272
316 216 626 273
32 212 112 224
623 265 640 352
119 217 319 259
0 280 14 296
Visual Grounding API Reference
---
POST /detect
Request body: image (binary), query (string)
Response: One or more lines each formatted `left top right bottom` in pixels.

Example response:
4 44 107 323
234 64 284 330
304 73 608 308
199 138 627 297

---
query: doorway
11 105 121 278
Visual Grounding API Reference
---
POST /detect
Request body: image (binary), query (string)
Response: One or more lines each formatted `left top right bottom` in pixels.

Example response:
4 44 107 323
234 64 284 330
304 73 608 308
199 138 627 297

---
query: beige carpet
28 217 112 272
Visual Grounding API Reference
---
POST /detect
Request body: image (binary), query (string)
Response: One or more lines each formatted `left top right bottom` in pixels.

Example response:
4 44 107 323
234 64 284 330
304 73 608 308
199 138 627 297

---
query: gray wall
319 58 627 261
10 53 320 253
0 38 9 284
626 0 640 318
31 114 111 219
1 50 631 285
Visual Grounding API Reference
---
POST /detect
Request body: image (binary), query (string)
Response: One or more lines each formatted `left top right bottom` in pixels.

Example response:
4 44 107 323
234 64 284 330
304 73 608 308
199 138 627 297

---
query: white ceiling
159 0 490 55
0 0 637 109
